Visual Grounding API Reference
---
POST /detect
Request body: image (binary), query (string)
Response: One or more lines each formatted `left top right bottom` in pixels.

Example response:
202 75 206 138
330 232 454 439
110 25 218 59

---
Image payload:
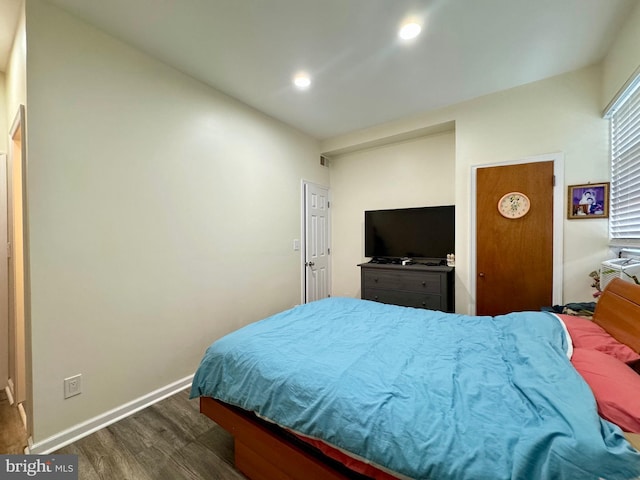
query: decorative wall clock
497 192 530 219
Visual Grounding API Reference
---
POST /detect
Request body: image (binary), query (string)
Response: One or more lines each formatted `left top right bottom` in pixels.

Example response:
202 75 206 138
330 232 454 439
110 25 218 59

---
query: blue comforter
190 297 640 480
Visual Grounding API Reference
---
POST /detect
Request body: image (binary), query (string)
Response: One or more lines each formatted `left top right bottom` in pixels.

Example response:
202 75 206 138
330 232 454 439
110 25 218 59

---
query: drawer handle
374 278 379 282
421 281 426 286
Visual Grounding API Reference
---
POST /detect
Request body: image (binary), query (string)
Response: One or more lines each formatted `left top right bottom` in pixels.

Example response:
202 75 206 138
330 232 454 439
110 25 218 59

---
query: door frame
8 104 32 438
0 154 7 392
300 180 331 304
470 152 564 315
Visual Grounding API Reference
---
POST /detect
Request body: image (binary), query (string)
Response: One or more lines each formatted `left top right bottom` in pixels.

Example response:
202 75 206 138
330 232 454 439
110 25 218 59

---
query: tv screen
364 205 455 259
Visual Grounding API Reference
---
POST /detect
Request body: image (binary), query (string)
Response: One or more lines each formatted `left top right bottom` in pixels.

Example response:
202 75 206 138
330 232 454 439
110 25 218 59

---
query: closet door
476 161 554 316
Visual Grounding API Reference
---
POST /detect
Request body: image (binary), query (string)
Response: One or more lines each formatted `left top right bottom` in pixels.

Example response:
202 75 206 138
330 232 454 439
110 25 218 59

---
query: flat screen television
364 205 455 260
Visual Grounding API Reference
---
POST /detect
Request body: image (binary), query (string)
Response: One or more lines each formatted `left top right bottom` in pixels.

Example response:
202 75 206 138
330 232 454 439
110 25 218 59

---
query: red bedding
293 432 401 479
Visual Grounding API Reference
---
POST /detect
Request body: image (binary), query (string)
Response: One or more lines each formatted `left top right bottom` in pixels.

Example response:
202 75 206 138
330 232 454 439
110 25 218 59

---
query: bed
190 278 640 479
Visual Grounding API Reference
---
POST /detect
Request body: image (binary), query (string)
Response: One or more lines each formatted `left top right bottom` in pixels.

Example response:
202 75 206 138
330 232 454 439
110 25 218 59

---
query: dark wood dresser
359 262 455 312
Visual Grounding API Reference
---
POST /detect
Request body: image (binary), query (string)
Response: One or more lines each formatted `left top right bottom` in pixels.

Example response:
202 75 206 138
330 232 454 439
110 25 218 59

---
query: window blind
610 79 640 243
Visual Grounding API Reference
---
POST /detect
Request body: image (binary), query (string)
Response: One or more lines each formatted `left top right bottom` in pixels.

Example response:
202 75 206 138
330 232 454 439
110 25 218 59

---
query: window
608 74 640 245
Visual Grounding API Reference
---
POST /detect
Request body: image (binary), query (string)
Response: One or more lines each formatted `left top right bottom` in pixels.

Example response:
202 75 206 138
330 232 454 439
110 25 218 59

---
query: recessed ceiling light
293 72 312 90
398 22 421 40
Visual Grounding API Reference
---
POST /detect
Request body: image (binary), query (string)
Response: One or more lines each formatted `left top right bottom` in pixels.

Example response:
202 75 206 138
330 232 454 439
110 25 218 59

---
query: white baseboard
29 374 194 454
17 402 27 431
5 384 14 405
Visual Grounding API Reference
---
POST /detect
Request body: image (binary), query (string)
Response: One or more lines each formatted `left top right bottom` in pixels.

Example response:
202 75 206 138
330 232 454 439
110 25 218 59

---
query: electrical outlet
64 374 82 399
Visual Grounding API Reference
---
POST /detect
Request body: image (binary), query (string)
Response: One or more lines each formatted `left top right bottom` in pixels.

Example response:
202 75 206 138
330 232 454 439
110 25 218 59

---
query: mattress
191 297 640 479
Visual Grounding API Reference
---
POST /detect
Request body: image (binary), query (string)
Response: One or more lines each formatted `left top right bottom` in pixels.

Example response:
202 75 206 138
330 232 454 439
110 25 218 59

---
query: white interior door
304 182 330 302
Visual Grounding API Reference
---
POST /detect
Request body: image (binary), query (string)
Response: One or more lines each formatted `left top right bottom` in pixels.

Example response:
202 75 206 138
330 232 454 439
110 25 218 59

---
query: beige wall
602 0 640 108
329 131 455 298
0 84 5 385
324 65 609 312
25 0 326 442
5 3 26 129
0 73 7 153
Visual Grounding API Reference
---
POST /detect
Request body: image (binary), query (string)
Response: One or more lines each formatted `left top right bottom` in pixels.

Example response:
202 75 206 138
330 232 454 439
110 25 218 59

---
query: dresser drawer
363 270 441 294
359 263 455 312
363 288 443 310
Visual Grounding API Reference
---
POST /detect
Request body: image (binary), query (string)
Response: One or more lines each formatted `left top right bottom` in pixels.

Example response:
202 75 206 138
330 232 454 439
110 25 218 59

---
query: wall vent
320 155 329 167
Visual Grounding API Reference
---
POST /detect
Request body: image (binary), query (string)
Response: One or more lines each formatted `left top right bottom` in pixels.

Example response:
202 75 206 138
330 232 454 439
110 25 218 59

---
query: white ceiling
2 0 639 139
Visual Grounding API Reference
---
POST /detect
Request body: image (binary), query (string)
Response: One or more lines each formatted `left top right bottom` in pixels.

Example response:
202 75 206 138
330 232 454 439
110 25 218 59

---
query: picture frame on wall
567 182 609 219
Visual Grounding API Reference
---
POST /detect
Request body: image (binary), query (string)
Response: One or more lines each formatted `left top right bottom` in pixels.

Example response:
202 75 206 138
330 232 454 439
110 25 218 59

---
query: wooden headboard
593 278 640 353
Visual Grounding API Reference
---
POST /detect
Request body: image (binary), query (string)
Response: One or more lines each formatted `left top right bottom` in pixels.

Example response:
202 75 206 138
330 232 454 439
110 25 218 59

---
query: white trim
7 378 15 403
603 64 640 118
17 402 27 430
300 180 306 305
470 152 564 314
29 374 194 454
5 384 14 405
610 239 640 248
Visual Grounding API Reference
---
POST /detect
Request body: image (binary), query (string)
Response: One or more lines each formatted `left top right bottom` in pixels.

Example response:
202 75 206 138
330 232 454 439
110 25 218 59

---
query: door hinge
328 248 331 255
552 175 556 187
7 242 11 259
327 201 330 208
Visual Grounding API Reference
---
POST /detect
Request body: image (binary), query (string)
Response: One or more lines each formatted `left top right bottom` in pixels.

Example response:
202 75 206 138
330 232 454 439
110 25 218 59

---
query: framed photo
567 183 609 219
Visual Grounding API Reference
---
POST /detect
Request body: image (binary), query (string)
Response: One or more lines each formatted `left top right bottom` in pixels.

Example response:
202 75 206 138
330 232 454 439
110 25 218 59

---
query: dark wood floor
0 388 29 454
55 390 247 480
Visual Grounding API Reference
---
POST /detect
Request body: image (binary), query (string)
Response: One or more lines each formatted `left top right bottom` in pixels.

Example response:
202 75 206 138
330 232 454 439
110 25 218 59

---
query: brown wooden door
476 161 554 316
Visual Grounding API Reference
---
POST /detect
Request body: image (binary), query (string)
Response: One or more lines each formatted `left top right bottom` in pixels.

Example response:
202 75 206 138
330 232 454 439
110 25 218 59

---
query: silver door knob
306 261 315 267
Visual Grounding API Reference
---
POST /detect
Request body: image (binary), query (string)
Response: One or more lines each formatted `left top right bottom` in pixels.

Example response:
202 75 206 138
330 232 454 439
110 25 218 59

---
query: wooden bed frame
200 278 640 480
593 277 640 352
200 397 369 480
